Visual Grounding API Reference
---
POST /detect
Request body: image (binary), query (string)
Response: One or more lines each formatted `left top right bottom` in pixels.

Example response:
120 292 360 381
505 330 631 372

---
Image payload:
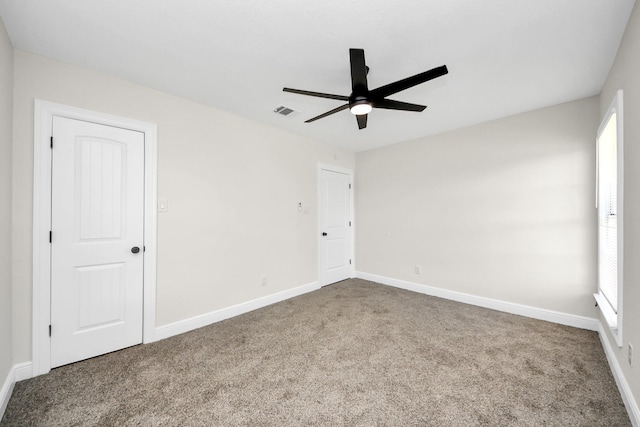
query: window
594 90 623 346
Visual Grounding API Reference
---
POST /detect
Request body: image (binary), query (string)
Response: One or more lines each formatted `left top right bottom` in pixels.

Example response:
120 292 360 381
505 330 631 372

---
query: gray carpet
2 279 631 426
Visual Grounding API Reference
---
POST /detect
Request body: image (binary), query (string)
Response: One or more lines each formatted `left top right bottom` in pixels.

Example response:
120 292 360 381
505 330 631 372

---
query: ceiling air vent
274 106 296 116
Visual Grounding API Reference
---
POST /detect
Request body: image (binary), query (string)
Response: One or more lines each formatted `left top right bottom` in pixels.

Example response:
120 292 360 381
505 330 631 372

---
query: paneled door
319 168 352 286
50 116 145 368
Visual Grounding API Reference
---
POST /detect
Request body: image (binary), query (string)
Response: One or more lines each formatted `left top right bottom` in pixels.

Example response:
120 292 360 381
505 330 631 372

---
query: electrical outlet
629 343 633 367
414 265 422 275
261 275 268 287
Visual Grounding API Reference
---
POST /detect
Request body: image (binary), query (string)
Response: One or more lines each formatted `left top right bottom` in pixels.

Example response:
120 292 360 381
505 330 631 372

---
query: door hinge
49 231 52 243
349 259 352 265
349 221 351 227
50 136 53 149
49 325 52 337
349 183 351 189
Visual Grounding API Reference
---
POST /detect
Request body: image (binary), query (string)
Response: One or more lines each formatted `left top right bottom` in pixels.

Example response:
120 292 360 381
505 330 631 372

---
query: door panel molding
33 100 158 376
317 163 354 286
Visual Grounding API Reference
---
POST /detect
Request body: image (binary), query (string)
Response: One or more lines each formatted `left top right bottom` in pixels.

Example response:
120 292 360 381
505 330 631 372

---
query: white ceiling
0 0 636 152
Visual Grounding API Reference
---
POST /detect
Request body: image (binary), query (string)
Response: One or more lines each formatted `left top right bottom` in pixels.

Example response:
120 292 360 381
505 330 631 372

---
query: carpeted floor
2 279 631 426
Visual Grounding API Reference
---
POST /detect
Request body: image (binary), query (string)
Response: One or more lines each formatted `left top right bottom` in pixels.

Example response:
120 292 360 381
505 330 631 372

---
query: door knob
322 232 327 236
131 246 140 254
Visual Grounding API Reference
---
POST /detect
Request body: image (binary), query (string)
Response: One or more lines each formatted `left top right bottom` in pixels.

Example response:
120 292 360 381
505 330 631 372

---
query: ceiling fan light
350 103 372 115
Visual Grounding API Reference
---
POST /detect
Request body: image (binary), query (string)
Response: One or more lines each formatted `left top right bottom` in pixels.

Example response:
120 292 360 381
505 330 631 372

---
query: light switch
158 199 168 212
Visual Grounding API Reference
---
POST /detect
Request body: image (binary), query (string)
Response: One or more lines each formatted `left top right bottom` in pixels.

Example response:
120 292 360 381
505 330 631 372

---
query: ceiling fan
283 48 448 130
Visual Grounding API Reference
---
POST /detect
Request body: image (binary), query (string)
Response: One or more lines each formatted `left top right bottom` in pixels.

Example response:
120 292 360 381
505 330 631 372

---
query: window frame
594 89 624 347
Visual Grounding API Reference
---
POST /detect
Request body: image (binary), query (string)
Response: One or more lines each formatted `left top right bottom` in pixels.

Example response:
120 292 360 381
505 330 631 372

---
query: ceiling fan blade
372 99 426 112
305 104 350 123
350 48 368 93
369 65 448 99
283 88 349 101
356 114 368 129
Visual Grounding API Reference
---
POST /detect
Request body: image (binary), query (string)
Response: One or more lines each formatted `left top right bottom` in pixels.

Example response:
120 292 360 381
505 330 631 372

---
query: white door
50 116 145 368
319 168 352 286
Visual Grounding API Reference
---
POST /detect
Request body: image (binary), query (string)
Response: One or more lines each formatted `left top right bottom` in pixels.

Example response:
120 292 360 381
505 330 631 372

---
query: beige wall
600 1 640 410
0 17 13 386
12 50 355 363
356 97 599 317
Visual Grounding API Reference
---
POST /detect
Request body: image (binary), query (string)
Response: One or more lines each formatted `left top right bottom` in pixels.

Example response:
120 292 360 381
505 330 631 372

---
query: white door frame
33 100 158 376
317 163 354 286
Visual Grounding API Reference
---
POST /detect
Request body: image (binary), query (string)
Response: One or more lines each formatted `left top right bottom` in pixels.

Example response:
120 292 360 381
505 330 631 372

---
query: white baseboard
598 322 640 426
0 367 14 421
356 272 599 331
154 281 320 341
0 362 33 421
13 362 32 382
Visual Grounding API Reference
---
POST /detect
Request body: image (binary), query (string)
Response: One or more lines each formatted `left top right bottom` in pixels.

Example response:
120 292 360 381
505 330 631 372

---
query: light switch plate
158 199 168 212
